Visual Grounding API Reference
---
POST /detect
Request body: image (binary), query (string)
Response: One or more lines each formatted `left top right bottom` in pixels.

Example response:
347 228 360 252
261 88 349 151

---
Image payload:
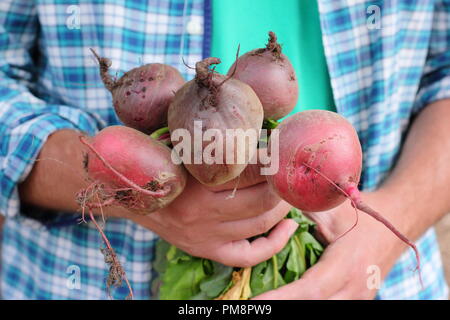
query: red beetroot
76 125 187 299
268 111 362 212
227 32 299 120
168 57 264 186
91 49 185 134
79 125 187 215
266 110 421 280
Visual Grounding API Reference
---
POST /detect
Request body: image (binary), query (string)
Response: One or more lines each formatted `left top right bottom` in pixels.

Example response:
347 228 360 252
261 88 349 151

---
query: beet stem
79 135 171 198
150 126 170 140
218 44 241 89
90 48 116 91
181 57 195 70
301 162 423 288
347 187 423 288
195 57 221 87
266 31 282 58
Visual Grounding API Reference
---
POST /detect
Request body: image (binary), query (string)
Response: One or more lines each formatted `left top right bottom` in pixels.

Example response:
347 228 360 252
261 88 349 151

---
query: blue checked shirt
0 0 448 299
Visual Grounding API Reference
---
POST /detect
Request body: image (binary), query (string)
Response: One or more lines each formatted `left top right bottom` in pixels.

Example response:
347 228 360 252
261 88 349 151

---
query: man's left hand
253 191 414 300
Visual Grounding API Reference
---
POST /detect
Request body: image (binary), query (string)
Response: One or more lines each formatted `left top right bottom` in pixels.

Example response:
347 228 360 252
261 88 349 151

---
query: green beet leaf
193 262 233 299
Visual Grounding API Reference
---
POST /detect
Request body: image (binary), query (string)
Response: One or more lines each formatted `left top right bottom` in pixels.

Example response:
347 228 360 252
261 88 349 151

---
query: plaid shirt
0 0 448 299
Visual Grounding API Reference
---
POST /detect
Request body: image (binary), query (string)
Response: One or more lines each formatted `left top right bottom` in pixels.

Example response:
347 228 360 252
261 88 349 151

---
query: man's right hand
20 129 297 268
128 174 297 267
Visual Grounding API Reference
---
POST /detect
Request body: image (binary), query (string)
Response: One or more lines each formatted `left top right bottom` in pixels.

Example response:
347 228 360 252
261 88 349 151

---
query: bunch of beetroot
76 51 189 298
79 32 420 299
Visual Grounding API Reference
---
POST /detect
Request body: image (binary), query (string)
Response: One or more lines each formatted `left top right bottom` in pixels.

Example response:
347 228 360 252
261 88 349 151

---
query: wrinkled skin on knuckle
260 189 282 213
173 205 202 226
236 254 255 268
254 216 272 236
211 206 228 219
269 237 284 256
180 226 203 246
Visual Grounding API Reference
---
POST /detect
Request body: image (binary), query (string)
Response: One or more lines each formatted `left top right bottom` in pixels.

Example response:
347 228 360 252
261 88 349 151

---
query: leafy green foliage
154 208 324 299
250 208 323 296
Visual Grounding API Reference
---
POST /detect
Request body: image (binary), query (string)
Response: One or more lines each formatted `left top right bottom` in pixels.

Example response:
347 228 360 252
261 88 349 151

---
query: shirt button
186 18 202 35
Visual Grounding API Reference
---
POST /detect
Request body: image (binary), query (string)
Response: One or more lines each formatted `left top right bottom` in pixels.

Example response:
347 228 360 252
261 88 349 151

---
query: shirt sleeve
0 1 101 218
413 0 450 113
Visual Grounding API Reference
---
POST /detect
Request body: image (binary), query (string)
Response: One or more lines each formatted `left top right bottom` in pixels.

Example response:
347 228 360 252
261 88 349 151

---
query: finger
252 246 348 300
209 182 282 220
213 219 298 267
221 200 292 239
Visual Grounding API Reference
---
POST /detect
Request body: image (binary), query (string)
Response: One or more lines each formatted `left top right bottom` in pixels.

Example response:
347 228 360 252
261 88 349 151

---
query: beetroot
91 49 185 133
227 32 298 120
266 110 421 280
168 57 264 186
78 125 187 215
76 125 187 299
267 111 361 212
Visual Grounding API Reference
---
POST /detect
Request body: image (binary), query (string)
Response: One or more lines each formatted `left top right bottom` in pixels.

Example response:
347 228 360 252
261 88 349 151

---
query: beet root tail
345 186 423 288
301 162 423 288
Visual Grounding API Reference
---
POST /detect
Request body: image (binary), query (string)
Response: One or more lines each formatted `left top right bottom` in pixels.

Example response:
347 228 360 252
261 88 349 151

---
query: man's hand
125 148 298 268
254 191 411 299
129 174 298 267
254 99 450 300
20 129 297 268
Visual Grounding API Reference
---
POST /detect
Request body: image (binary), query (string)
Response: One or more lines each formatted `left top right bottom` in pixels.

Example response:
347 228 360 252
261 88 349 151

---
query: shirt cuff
0 109 100 219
